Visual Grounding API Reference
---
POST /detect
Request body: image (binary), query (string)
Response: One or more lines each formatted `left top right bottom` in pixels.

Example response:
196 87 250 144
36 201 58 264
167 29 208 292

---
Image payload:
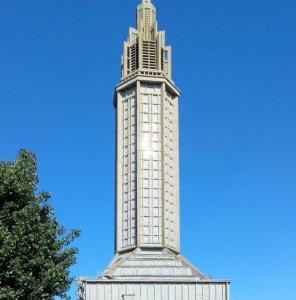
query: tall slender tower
78 1 230 299
115 0 180 254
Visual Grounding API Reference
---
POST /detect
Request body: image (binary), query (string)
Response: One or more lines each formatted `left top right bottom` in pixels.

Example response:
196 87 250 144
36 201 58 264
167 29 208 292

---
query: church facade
77 1 230 299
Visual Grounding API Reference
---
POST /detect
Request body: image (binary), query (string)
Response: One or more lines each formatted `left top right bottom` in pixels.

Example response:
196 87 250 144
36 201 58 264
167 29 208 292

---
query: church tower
115 0 179 254
78 1 230 299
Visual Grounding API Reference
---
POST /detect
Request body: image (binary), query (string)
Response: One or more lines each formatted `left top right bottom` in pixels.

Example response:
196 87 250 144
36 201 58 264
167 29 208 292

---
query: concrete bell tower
115 0 179 254
77 1 231 299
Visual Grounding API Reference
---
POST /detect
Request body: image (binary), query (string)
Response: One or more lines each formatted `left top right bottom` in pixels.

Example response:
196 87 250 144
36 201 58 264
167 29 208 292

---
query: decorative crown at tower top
120 0 172 81
137 0 157 41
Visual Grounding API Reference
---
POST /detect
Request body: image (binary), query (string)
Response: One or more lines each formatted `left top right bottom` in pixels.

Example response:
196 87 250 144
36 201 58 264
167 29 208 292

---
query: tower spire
121 0 172 80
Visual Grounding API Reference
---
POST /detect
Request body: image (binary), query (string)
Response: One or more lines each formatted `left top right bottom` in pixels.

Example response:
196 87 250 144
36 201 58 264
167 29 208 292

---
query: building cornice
113 73 180 107
79 278 231 284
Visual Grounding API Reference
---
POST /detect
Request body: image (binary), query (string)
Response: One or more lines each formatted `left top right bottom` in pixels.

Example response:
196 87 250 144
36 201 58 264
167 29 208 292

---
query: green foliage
0 150 80 300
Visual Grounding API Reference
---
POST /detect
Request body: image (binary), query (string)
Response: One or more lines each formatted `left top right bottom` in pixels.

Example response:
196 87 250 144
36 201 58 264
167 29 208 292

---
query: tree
0 149 80 300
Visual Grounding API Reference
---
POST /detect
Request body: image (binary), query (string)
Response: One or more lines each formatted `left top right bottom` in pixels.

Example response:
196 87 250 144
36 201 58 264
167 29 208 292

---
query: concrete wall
80 281 230 300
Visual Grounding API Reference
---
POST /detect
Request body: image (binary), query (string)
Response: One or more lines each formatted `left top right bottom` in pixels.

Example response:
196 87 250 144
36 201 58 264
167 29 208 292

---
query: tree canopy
0 149 80 300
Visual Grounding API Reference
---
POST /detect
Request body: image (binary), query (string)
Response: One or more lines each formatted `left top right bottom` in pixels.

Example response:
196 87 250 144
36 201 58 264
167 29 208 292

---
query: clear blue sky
1 0 295 299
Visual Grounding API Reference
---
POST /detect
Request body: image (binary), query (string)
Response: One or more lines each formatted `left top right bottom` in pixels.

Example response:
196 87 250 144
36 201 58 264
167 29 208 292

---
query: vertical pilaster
136 80 141 247
138 37 143 71
167 46 172 79
116 92 123 252
161 82 166 247
123 42 128 77
174 95 180 250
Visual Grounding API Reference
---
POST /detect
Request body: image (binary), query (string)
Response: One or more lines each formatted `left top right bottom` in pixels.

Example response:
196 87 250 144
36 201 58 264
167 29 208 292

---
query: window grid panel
139 84 163 245
121 88 137 248
164 90 177 248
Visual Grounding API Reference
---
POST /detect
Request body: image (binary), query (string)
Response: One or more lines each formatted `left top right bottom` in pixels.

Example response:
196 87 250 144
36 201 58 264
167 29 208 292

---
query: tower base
77 248 230 300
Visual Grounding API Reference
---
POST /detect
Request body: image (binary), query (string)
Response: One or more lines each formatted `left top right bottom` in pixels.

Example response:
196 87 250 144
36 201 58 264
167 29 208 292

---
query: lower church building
77 1 230 299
